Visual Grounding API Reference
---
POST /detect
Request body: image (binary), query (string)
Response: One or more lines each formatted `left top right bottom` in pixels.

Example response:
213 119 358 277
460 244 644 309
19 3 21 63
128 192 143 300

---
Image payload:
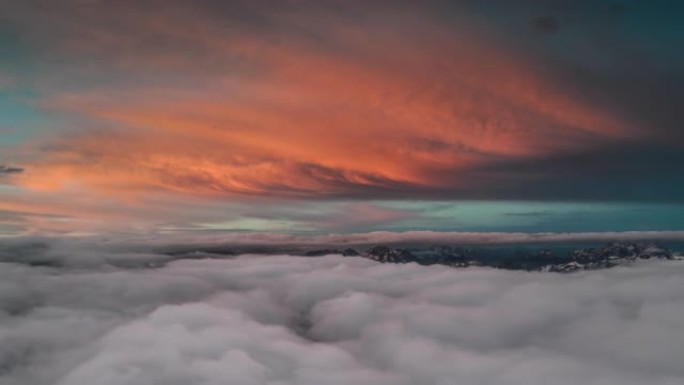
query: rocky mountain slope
306 242 683 273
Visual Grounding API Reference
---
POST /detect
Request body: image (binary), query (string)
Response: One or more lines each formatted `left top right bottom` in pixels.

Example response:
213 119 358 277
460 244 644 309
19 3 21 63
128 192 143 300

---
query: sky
1 0 683 235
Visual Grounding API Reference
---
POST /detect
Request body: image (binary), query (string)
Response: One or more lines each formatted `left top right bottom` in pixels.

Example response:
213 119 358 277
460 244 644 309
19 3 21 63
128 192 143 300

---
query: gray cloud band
0 166 23 175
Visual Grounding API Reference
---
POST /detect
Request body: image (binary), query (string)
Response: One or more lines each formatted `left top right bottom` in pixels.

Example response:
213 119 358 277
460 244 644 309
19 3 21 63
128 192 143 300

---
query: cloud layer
2 239 684 384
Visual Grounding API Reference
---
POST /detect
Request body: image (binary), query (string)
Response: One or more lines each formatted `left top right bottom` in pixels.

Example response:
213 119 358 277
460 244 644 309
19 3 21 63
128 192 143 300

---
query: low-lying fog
1 239 683 385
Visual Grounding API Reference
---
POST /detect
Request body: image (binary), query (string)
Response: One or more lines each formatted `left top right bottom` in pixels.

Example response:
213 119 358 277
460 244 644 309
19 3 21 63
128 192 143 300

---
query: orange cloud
12 1 635 202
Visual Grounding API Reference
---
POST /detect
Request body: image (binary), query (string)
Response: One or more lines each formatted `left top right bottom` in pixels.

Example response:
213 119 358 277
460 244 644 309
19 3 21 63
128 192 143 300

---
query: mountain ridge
304 242 683 273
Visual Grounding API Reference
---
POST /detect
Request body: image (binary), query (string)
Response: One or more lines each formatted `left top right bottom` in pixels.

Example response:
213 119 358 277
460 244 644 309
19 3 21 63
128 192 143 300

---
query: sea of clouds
2 238 684 385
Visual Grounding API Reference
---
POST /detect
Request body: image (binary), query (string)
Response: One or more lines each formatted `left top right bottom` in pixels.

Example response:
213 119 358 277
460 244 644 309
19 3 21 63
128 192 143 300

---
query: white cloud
1 239 684 384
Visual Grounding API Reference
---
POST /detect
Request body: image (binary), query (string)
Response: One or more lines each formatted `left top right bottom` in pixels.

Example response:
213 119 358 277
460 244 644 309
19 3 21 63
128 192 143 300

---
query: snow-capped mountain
151 241 682 273
546 242 677 272
364 245 476 267
304 248 360 257
360 242 681 273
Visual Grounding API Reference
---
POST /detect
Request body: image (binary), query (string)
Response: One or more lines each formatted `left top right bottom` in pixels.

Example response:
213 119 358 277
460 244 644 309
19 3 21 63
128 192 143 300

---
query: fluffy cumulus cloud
2 238 684 385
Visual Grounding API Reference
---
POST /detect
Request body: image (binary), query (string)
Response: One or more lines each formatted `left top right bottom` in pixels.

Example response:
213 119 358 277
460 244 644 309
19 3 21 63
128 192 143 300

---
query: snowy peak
359 242 679 273
304 248 360 257
365 246 416 263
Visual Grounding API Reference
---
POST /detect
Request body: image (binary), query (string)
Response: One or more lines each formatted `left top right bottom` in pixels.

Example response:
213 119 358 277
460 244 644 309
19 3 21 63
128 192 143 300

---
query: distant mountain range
2 240 682 272
303 242 684 273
